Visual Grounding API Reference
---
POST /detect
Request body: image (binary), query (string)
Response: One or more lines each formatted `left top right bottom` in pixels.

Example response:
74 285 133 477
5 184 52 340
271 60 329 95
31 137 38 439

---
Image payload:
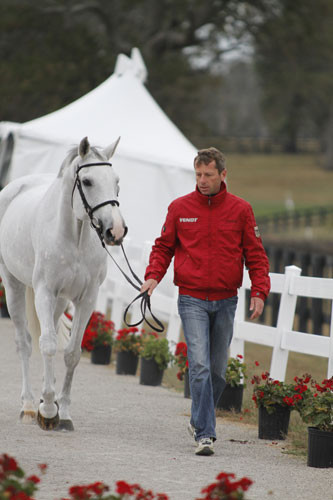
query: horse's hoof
57 419 74 432
19 410 36 424
37 409 60 430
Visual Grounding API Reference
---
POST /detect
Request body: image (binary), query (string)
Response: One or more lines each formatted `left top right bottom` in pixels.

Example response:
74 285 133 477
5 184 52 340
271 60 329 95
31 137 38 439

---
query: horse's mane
57 145 105 177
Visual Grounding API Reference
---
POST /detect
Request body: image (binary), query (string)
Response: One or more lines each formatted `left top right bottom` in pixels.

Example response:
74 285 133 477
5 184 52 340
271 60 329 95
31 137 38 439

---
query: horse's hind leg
0 271 36 423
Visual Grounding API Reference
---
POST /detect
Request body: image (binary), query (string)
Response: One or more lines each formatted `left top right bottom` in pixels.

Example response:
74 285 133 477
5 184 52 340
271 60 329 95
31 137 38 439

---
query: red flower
116 480 134 496
27 474 40 484
88 481 109 495
68 484 91 499
38 463 48 473
255 361 260 366
175 342 187 357
283 396 295 406
1 453 19 472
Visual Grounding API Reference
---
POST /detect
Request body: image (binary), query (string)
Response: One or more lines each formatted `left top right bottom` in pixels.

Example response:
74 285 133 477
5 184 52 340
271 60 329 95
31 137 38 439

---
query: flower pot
139 357 164 386
184 370 191 399
116 351 139 375
0 304 10 318
307 427 333 468
217 384 244 413
258 405 291 440
91 345 112 365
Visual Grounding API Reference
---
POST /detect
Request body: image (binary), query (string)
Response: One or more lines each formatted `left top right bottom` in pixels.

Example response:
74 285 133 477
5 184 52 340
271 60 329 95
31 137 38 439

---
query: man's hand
140 278 158 296
249 297 264 320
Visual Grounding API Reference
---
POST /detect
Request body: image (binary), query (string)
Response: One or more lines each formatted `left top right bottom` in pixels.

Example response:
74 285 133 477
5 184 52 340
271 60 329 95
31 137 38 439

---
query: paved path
0 319 332 500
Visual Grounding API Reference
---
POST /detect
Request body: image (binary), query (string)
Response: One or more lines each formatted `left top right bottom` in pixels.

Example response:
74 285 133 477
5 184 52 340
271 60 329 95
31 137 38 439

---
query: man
141 147 270 456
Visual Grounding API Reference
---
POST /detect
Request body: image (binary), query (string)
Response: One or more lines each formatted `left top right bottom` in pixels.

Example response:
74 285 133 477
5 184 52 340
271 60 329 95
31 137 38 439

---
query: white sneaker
195 438 214 456
187 422 196 440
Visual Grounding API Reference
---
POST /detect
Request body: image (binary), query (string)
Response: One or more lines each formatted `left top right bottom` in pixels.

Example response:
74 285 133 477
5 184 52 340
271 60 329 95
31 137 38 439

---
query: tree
252 0 333 159
0 0 268 140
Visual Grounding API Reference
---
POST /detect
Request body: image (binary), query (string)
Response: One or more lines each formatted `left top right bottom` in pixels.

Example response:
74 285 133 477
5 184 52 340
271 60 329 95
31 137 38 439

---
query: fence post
165 287 182 346
270 265 302 381
329 302 333 378
230 278 247 358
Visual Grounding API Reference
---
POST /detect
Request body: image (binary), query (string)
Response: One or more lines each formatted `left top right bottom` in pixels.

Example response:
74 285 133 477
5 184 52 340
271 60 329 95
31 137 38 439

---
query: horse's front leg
34 286 59 430
57 300 95 431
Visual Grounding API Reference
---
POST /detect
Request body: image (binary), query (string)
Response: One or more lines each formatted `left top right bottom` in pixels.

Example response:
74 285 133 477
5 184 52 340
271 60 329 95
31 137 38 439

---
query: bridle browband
72 160 164 333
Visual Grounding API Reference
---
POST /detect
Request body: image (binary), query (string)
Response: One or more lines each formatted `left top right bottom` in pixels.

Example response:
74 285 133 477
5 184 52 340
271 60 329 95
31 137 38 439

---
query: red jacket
145 182 270 301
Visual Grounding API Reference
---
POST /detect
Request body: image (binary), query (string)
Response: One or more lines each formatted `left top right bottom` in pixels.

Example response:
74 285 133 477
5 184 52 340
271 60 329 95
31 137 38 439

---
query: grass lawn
225 153 333 216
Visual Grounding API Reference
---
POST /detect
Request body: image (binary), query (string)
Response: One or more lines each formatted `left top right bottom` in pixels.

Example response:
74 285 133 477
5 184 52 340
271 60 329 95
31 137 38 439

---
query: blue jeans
177 294 238 441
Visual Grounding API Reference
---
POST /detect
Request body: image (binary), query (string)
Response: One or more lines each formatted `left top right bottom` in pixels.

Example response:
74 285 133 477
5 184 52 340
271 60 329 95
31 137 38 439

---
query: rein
73 161 164 333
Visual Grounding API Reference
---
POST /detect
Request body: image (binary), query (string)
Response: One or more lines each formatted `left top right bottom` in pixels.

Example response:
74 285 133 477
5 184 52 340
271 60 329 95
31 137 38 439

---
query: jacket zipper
206 198 212 300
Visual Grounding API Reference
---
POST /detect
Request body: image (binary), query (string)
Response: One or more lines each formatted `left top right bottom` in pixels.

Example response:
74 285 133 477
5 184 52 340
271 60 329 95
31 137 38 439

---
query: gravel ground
0 318 332 500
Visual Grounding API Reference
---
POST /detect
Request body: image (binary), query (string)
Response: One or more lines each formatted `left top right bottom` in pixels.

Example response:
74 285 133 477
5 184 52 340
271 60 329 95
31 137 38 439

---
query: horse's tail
25 287 71 351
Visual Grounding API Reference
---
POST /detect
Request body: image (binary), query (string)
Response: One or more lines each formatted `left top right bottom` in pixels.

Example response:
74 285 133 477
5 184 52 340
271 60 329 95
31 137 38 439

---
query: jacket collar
195 182 227 206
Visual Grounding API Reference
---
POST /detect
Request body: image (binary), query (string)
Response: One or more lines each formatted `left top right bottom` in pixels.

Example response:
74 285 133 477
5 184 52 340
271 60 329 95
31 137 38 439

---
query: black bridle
72 162 120 233
72 161 164 333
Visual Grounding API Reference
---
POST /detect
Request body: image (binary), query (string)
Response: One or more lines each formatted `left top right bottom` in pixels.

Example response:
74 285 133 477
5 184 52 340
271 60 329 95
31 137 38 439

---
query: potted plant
139 332 173 386
114 327 143 375
81 311 114 365
0 278 9 318
174 341 190 398
217 354 247 412
251 364 299 440
0 453 44 500
293 374 333 468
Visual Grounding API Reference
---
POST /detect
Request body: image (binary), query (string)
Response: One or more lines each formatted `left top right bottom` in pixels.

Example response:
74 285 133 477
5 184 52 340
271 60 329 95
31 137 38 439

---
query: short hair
194 147 226 174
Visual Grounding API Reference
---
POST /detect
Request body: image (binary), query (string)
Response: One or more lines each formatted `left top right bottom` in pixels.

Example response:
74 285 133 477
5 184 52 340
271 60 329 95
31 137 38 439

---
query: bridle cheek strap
71 161 119 230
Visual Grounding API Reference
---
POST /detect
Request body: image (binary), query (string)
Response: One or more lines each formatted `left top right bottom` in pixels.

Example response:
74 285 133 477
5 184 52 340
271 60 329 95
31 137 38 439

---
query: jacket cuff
250 291 267 302
144 272 160 283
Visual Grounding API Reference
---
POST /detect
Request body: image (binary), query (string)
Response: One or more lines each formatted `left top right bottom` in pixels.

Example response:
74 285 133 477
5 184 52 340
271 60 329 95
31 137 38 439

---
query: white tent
0 48 197 246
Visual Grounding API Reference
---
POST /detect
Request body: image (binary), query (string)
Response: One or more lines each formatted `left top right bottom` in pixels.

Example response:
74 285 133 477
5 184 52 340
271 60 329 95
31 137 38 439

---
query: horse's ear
79 137 90 158
104 137 121 159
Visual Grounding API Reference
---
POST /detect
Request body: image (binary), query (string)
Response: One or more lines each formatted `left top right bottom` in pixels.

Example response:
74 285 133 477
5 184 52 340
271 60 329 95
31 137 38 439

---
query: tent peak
114 47 148 83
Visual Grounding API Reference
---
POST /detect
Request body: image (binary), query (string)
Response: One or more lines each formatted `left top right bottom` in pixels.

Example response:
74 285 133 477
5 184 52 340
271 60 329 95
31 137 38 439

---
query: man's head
194 147 227 196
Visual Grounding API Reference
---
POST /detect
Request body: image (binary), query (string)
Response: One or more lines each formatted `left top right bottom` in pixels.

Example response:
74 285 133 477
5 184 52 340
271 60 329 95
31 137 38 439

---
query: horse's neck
54 177 92 249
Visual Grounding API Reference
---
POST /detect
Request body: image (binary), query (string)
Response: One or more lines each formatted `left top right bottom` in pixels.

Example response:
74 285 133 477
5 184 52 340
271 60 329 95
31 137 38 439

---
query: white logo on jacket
179 218 198 222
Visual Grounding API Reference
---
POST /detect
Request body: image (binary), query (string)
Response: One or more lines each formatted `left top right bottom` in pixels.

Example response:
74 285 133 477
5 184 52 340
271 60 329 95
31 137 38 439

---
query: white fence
96 241 333 381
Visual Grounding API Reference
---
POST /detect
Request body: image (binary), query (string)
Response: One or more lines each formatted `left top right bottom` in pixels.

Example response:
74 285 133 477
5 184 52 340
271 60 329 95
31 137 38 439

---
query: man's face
195 160 227 195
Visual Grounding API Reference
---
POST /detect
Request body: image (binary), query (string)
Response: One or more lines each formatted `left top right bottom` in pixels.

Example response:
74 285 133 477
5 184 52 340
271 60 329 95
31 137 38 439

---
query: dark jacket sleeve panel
242 204 270 301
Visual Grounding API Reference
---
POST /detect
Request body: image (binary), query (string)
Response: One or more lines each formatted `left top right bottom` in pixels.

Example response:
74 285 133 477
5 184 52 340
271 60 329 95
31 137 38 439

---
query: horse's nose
104 225 127 246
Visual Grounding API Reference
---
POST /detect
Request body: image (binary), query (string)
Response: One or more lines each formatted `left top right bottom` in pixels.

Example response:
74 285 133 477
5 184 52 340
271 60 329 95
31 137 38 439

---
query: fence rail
262 242 333 335
257 205 333 235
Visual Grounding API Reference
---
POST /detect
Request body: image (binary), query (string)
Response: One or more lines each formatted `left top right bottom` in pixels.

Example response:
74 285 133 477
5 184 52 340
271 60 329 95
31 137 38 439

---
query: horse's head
71 137 127 246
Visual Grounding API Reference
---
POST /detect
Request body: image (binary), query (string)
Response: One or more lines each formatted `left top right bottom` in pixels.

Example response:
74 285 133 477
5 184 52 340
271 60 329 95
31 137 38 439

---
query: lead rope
73 161 164 332
98 237 165 333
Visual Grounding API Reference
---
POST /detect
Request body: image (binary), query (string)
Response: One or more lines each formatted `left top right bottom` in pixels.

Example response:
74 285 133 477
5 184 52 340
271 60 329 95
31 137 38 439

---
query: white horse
0 137 127 431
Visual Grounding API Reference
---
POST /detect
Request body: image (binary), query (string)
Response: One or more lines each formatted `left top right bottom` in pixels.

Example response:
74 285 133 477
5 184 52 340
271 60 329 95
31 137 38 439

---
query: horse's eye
82 179 92 187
